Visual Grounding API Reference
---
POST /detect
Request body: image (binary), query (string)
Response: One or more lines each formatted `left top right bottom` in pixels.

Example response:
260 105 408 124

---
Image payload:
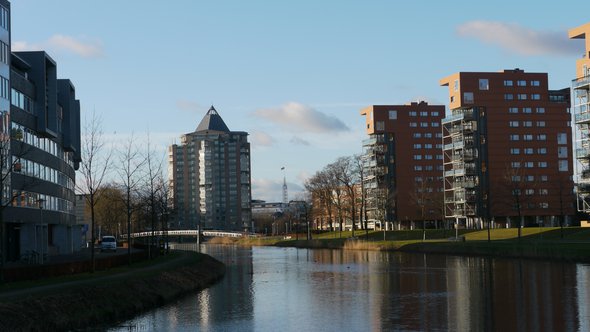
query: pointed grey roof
196 105 230 132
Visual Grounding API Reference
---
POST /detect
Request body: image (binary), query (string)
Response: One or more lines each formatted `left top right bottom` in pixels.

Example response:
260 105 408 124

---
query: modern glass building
168 106 251 231
0 0 82 263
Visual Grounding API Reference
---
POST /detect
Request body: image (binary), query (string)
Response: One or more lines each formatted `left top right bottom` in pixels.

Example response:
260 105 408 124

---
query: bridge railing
119 230 249 239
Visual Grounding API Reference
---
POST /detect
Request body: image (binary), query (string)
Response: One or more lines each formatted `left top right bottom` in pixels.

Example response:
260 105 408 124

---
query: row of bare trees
304 155 369 238
78 113 172 271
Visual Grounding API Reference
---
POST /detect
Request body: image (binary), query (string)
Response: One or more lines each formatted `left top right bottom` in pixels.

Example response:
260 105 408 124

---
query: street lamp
37 198 45 264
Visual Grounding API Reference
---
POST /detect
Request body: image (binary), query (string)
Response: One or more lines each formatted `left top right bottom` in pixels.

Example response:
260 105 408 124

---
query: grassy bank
0 251 225 331
232 227 590 263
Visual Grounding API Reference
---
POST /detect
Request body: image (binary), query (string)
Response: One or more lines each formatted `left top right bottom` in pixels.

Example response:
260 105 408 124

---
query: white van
100 236 117 252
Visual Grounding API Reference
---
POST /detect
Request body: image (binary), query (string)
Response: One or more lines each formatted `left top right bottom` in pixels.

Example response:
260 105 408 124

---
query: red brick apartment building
440 69 575 228
569 22 590 213
360 102 445 229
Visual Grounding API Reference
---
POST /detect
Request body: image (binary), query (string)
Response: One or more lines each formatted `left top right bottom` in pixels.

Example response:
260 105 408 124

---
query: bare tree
116 133 146 265
78 112 111 272
143 134 163 259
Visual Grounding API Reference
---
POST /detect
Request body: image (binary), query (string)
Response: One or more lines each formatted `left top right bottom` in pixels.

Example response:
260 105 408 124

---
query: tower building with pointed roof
168 106 252 231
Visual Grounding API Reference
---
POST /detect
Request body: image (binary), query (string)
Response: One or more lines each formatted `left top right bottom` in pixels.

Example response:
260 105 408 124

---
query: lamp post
37 198 45 264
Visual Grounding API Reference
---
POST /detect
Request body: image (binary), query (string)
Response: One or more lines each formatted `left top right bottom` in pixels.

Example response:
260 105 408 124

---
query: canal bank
0 251 225 331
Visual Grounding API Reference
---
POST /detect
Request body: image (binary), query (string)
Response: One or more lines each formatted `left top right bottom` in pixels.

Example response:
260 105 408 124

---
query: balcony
578 183 590 194
575 111 590 124
573 76 590 90
576 148 590 159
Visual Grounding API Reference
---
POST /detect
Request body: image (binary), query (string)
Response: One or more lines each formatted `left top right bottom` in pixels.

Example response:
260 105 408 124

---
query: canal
110 244 590 331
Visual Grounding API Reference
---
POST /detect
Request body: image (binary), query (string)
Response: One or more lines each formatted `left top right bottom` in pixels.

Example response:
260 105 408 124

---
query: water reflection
110 245 590 331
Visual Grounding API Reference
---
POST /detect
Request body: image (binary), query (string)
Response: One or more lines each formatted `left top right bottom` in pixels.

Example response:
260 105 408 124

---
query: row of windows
413 144 443 149
509 121 546 127
11 89 34 113
510 148 548 156
508 107 545 114
510 134 547 141
0 5 7 30
11 190 75 214
414 155 443 160
13 156 75 191
409 122 440 128
409 111 440 117
414 165 444 171
505 93 542 100
11 123 75 168
413 132 443 138
503 80 541 87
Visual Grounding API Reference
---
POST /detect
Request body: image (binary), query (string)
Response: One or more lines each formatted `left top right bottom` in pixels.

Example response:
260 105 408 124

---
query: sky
9 0 590 202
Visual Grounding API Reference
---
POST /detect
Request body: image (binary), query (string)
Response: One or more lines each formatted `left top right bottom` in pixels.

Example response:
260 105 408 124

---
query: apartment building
168 106 252 232
440 69 574 229
360 102 445 229
569 22 590 213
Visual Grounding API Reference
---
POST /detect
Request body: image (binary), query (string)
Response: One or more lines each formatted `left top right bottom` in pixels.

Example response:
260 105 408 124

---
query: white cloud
290 136 310 146
13 34 104 58
251 131 274 147
253 102 349 133
456 21 580 56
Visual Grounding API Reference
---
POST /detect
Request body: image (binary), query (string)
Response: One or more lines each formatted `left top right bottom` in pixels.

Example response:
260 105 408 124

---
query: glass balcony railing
573 76 590 89
576 148 590 159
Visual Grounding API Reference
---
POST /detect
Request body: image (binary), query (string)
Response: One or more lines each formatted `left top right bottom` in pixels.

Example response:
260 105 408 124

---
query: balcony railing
575 111 590 124
576 148 590 159
573 76 590 89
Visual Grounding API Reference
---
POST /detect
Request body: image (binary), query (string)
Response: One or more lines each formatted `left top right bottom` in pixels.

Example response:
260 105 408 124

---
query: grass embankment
232 227 590 262
0 251 225 331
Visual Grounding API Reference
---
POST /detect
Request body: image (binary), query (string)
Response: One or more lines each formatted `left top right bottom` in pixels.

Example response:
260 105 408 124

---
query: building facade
168 106 251 231
440 69 574 229
0 0 82 263
569 22 590 213
360 102 445 229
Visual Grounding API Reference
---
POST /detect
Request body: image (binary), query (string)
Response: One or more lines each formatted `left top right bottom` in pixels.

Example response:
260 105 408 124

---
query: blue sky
10 0 590 202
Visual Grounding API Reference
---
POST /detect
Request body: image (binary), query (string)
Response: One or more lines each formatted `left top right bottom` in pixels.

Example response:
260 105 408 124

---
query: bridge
119 230 247 239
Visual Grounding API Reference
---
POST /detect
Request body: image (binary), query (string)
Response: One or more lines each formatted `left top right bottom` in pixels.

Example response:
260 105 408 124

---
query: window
526 175 535 182
479 78 489 90
512 175 521 182
431 122 440 127
536 121 545 127
410 122 417 127
540 175 548 182
524 148 534 155
424 144 433 149
517 94 527 100
389 110 397 119
523 107 532 113
413 155 422 160
413 144 422 149
559 160 568 172
409 111 417 116
376 121 385 131
509 121 519 127
436 133 443 138
414 166 423 171
464 92 474 104
524 162 534 168
450 96 454 103
420 122 428 127
425 155 433 160
512 189 521 195
511 162 521 168
424 133 432 138
523 134 533 141
509 107 519 114
538 161 548 168
504 80 513 86
454 80 459 92
510 134 519 141
538 147 547 154
505 94 514 100
539 189 548 195
523 121 533 127
525 189 535 196
558 133 567 145
558 146 568 158
517 80 527 86
539 202 549 209
436 155 443 160
510 148 520 155
531 94 541 100
420 111 428 117
531 80 540 87
413 133 422 138
536 107 545 113
425 165 433 171
431 111 439 117
537 134 546 141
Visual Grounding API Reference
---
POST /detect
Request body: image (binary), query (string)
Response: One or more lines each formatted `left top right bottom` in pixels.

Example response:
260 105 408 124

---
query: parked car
100 236 117 252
